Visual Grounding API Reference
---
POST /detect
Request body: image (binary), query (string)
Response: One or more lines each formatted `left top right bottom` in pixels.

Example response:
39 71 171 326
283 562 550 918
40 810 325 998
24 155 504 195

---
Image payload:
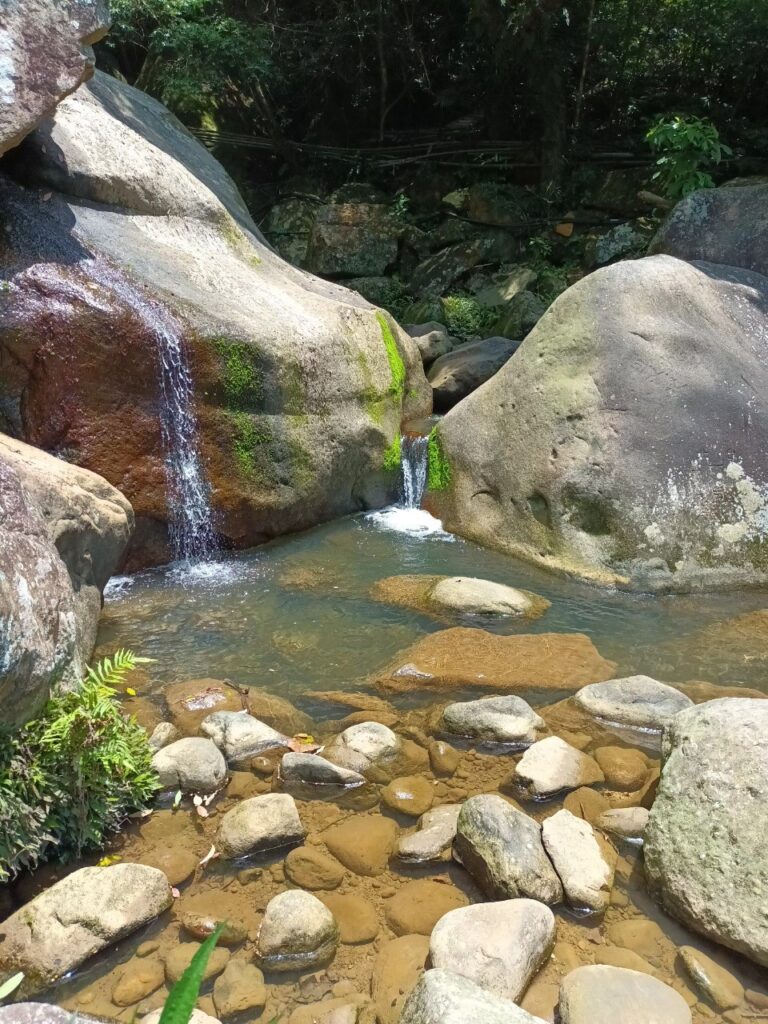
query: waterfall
89 260 217 561
399 434 428 509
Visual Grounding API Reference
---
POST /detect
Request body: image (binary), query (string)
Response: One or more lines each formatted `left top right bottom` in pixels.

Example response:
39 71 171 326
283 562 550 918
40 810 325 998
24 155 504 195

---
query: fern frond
86 650 154 691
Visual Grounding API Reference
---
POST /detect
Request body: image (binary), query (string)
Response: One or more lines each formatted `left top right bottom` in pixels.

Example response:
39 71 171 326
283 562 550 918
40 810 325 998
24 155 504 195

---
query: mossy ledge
427 426 452 490
376 311 406 400
213 337 263 410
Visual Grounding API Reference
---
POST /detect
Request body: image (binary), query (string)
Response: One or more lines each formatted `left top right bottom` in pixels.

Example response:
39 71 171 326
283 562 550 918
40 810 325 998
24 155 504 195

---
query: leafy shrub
0 651 158 882
646 115 732 200
440 295 495 341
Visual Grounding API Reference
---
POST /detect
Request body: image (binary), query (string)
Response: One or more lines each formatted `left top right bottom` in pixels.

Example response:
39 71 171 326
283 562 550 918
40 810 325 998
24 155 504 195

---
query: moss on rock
427 427 452 491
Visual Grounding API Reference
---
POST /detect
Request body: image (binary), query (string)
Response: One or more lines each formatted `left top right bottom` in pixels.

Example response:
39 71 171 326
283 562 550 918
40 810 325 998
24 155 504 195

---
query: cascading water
88 260 218 561
399 433 428 509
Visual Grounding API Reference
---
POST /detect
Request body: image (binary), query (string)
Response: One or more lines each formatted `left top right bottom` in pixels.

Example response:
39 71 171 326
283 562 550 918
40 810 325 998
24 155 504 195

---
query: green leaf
0 972 24 1002
159 923 224 1024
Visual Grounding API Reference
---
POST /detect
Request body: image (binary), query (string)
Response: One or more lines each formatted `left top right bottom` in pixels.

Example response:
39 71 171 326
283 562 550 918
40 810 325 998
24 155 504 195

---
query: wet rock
513 737 604 798
165 679 244 735
428 740 460 776
429 899 555 1002
429 576 550 618
593 747 648 791
593 948 656 975
384 880 468 937
677 946 744 1011
217 793 305 859
558 965 692 1024
454 795 563 904
151 737 227 794
141 847 199 887
0 864 172 996
395 805 461 863
112 957 165 1006
323 721 403 776
280 752 366 788
597 807 649 841
441 695 544 746
244 687 313 736
605 920 669 964
323 815 398 876
288 995 370 1024
318 893 379 944
201 710 287 763
305 202 400 277
574 676 692 731
180 914 247 946
148 721 181 751
563 787 610 825
381 775 434 816
541 809 616 913
212 960 267 1018
644 699 768 967
164 943 230 984
429 337 521 411
399 969 549 1024
0 1007 105 1024
373 627 616 695
285 847 346 890
370 934 430 1024
256 890 339 973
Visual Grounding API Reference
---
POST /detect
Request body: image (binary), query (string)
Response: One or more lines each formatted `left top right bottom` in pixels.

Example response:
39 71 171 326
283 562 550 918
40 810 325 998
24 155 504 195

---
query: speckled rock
217 793 305 859
574 677 692 731
257 890 339 972
201 710 287 763
541 809 616 913
395 805 462 863
558 965 692 1024
442 695 544 746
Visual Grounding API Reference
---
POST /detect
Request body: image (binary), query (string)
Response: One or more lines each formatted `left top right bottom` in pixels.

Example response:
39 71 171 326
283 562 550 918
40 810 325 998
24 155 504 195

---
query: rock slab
558 964 692 1024
399 969 549 1024
541 809 616 913
574 676 692 731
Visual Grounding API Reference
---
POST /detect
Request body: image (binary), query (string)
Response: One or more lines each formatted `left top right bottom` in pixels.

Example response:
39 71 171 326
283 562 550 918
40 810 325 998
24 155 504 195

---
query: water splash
399 434 428 508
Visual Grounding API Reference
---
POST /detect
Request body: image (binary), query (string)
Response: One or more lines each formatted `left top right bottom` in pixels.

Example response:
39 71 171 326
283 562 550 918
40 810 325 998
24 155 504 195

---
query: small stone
442 696 544 746
384 880 468 936
285 847 346 890
593 747 648 791
428 577 550 618
514 737 604 798
180 913 247 946
678 946 744 1011
606 920 669 964
596 807 649 841
136 941 160 958
381 776 434 816
323 815 398 876
151 737 227 794
217 793 305 859
399 969 549 1024
256 890 339 973
201 711 287 763
164 943 230 984
323 721 402 775
165 678 243 735
252 755 276 776
148 721 181 751
225 771 262 799
541 809 617 913
428 740 460 776
280 752 365 788
112 958 165 1006
212 960 267 1018
574 676 692 731
394 805 461 863
558 965 692 1024
563 787 610 824
318 893 379 944
429 899 555 1002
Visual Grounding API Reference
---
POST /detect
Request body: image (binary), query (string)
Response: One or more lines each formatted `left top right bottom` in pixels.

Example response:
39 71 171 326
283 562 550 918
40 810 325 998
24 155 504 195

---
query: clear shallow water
98 509 768 716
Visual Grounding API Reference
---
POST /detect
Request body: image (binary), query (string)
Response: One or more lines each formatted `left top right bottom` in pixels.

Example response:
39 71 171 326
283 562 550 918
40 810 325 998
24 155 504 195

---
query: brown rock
212 959 267 1018
179 913 247 947
372 628 616 694
318 893 379 944
594 747 648 791
285 847 346 890
678 946 744 1011
140 848 199 887
371 934 430 1024
594 947 656 975
305 691 397 716
244 687 313 735
164 943 230 984
428 740 460 776
563 786 611 825
165 679 243 735
520 978 559 1022
323 816 398 876
606 919 670 965
384 880 468 936
288 994 370 1024
112 957 165 1006
381 776 434 817
226 771 264 799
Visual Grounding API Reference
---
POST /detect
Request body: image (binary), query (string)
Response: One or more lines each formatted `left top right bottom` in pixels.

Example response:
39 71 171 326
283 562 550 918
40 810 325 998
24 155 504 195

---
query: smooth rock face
0 1007 106 1024
0 864 173 995
285 847 345 890
323 721 402 775
323 815 398 877
677 946 744 1011
597 807 649 841
1 70 429 567
429 899 556 1002
217 793 305 859
442 695 544 746
541 810 616 913
558 965 692 1024
428 577 550 618
454 795 563 904
381 775 434 816
395 805 462 863
399 969 549 1024
384 880 468 937
435 255 768 590
0 0 109 157
257 890 339 972
151 737 227 794
428 336 520 412
370 935 430 1024
574 676 692 731
0 435 133 729
514 737 604 798
279 752 365 788
644 699 768 967
200 711 287 763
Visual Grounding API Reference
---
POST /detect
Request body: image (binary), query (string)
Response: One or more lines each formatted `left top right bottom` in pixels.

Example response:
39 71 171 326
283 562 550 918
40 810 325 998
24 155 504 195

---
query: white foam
366 505 454 539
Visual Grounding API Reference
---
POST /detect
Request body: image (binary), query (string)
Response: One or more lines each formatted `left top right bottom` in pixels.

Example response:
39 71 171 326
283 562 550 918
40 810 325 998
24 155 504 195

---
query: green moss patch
231 411 272 481
214 338 263 410
427 427 452 490
376 311 406 400
383 435 402 472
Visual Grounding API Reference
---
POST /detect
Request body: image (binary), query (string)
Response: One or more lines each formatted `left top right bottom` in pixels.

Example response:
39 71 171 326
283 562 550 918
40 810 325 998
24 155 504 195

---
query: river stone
318 893 379 944
558 965 692 1024
454 795 563 904
574 677 692 731
257 890 339 972
279 752 366 788
381 775 435 816
541 809 616 913
212 960 267 1018
428 577 550 618
395 804 462 863
441 695 544 746
513 737 604 798
323 815 398 876
429 899 556 1002
384 880 468 937
164 679 243 735
141 847 199 887
217 793 305 859
370 935 430 1024
428 740 460 776
179 914 247 946
593 746 648 790
323 721 404 777
399 969 549 1024
200 710 287 763
148 721 181 751
112 957 165 1006
0 864 172 995
151 737 227 794
644 698 768 967
428 336 521 412
677 946 744 1011
164 943 230 985
597 807 649 841
285 847 346 890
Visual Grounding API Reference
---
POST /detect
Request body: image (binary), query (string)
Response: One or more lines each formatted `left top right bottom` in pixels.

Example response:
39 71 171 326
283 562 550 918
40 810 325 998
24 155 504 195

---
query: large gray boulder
0 71 429 567
0 0 109 157
428 336 520 412
434 255 768 591
644 698 768 967
0 864 172 996
651 182 768 277
0 435 133 730
399 969 548 1024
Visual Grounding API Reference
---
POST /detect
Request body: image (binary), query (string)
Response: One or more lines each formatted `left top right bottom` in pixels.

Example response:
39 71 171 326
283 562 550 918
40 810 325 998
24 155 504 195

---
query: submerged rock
596 807 649 842
257 890 339 972
384 880 468 937
318 893 379 944
677 945 744 1011
371 574 549 622
381 775 435 816
201 710 287 763
323 815 398 877
279 752 366 788
429 899 556 1002
644 698 768 967
213 960 267 1017
285 847 346 890
395 804 462 863
0 864 172 996
558 965 692 1024
164 679 244 736
323 721 403 776
593 746 649 791
513 737 604 798
164 943 230 985
399 969 549 1024
574 676 692 731
370 935 430 1024
441 695 544 746
151 737 227 794
217 793 305 859
541 809 616 913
